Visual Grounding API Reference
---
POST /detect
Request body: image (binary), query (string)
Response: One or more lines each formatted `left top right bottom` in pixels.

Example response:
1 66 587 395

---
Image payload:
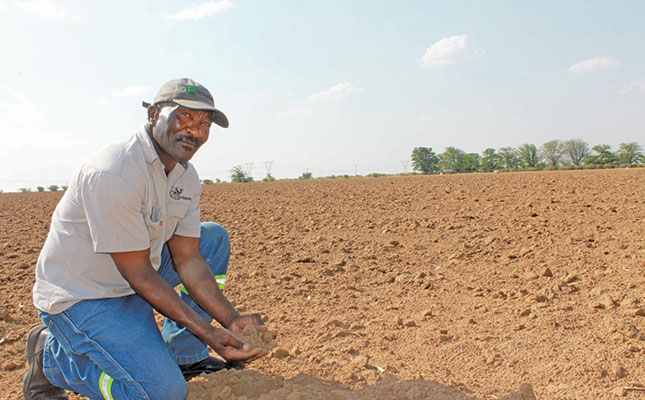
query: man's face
150 103 212 164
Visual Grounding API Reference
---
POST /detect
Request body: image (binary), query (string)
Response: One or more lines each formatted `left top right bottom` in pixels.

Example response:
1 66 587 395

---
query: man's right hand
204 326 264 361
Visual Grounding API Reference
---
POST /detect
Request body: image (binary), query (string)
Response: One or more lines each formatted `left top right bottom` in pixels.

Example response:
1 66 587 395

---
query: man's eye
201 121 210 127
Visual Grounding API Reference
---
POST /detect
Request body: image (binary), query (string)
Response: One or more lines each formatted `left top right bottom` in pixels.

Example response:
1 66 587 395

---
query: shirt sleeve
174 182 201 238
81 171 150 253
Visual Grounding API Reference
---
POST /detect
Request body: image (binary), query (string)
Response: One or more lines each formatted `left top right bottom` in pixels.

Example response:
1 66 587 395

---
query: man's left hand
229 314 266 336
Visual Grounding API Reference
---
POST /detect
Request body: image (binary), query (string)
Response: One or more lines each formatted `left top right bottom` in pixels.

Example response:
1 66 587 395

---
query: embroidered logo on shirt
169 186 192 201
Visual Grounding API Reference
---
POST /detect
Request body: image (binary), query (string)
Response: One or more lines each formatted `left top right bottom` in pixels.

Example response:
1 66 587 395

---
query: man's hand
168 234 241 328
204 326 264 361
228 314 266 336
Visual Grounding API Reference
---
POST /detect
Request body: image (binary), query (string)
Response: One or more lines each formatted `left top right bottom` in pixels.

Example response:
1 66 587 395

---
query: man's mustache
177 135 200 145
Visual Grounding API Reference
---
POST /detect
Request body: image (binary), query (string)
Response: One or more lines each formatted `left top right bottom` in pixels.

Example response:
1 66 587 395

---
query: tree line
411 140 643 174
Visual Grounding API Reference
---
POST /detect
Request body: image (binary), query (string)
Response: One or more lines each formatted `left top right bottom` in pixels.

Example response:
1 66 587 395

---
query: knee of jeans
201 222 230 247
142 372 187 400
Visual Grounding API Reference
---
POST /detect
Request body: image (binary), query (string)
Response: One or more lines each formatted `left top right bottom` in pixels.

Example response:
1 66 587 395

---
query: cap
142 78 229 128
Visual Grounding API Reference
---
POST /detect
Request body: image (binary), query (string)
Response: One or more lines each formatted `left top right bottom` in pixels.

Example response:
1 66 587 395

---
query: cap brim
141 100 229 128
174 99 229 128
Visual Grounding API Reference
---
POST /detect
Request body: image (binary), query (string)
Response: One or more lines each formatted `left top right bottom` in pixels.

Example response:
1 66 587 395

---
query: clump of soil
237 324 277 357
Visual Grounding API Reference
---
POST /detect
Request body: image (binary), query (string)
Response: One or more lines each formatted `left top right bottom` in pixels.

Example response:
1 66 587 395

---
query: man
25 78 265 400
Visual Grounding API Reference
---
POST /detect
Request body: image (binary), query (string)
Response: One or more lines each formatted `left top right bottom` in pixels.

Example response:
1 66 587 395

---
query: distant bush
48 185 59 191
299 171 313 180
367 172 386 178
262 174 276 182
36 186 45 192
61 185 69 191
19 187 31 193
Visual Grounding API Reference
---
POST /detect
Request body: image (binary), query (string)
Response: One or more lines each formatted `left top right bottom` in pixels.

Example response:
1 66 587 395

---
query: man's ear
147 105 159 124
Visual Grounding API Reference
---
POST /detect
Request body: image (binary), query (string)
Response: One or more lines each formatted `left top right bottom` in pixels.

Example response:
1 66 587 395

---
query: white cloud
11 0 68 18
0 87 69 147
567 57 619 73
309 83 363 102
619 78 645 94
97 85 152 104
0 86 42 121
0 2 8 10
111 85 152 97
420 34 477 68
277 108 309 119
166 0 233 20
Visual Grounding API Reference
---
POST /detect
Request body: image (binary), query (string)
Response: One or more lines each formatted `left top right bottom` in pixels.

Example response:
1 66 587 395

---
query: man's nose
185 123 204 140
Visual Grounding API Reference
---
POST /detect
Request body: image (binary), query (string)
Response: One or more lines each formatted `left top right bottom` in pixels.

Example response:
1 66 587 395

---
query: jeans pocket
60 299 108 329
43 317 78 356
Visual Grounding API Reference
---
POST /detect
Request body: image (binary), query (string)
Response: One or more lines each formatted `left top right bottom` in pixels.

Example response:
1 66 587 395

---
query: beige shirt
33 126 202 314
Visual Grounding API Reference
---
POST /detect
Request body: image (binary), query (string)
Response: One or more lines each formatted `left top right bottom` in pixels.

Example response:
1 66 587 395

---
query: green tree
19 187 31 193
587 144 617 165
462 153 481 172
36 186 45 192
262 174 276 182
516 144 540 168
617 142 643 165
499 147 520 169
563 138 590 166
61 185 69 191
539 140 564 168
201 179 215 184
481 148 504 171
411 147 440 174
230 165 253 183
47 185 59 191
440 147 466 173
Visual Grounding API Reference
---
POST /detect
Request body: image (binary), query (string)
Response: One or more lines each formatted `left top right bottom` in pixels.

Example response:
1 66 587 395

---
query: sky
1 0 644 191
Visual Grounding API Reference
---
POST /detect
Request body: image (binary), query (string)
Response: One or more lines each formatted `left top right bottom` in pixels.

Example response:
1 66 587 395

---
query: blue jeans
39 222 230 400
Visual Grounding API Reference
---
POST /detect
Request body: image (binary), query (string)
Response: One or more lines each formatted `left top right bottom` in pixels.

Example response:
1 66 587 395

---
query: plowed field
1 169 644 399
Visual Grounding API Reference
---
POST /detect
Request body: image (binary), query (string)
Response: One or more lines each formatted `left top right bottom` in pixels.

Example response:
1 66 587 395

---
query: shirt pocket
166 202 188 237
143 204 163 242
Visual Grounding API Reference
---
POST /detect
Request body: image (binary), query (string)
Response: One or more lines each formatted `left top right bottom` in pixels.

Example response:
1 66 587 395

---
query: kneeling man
26 78 264 400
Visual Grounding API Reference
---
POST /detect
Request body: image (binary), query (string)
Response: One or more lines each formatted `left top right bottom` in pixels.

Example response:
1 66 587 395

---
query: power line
263 161 273 177
401 160 409 173
244 162 254 175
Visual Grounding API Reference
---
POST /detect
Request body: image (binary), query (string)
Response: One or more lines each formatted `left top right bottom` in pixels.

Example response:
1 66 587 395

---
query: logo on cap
187 86 196 93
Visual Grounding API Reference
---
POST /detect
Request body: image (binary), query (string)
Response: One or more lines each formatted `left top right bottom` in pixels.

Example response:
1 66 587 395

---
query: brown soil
237 324 277 356
1 169 644 399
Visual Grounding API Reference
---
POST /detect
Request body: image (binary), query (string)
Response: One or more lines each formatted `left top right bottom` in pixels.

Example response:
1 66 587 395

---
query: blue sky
1 0 644 191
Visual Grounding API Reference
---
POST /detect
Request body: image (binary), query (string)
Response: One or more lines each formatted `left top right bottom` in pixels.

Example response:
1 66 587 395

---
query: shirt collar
136 125 188 171
136 125 161 165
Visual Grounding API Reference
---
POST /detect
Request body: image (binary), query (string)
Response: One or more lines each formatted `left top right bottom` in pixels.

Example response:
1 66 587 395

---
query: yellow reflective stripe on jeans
99 371 114 400
180 275 226 294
